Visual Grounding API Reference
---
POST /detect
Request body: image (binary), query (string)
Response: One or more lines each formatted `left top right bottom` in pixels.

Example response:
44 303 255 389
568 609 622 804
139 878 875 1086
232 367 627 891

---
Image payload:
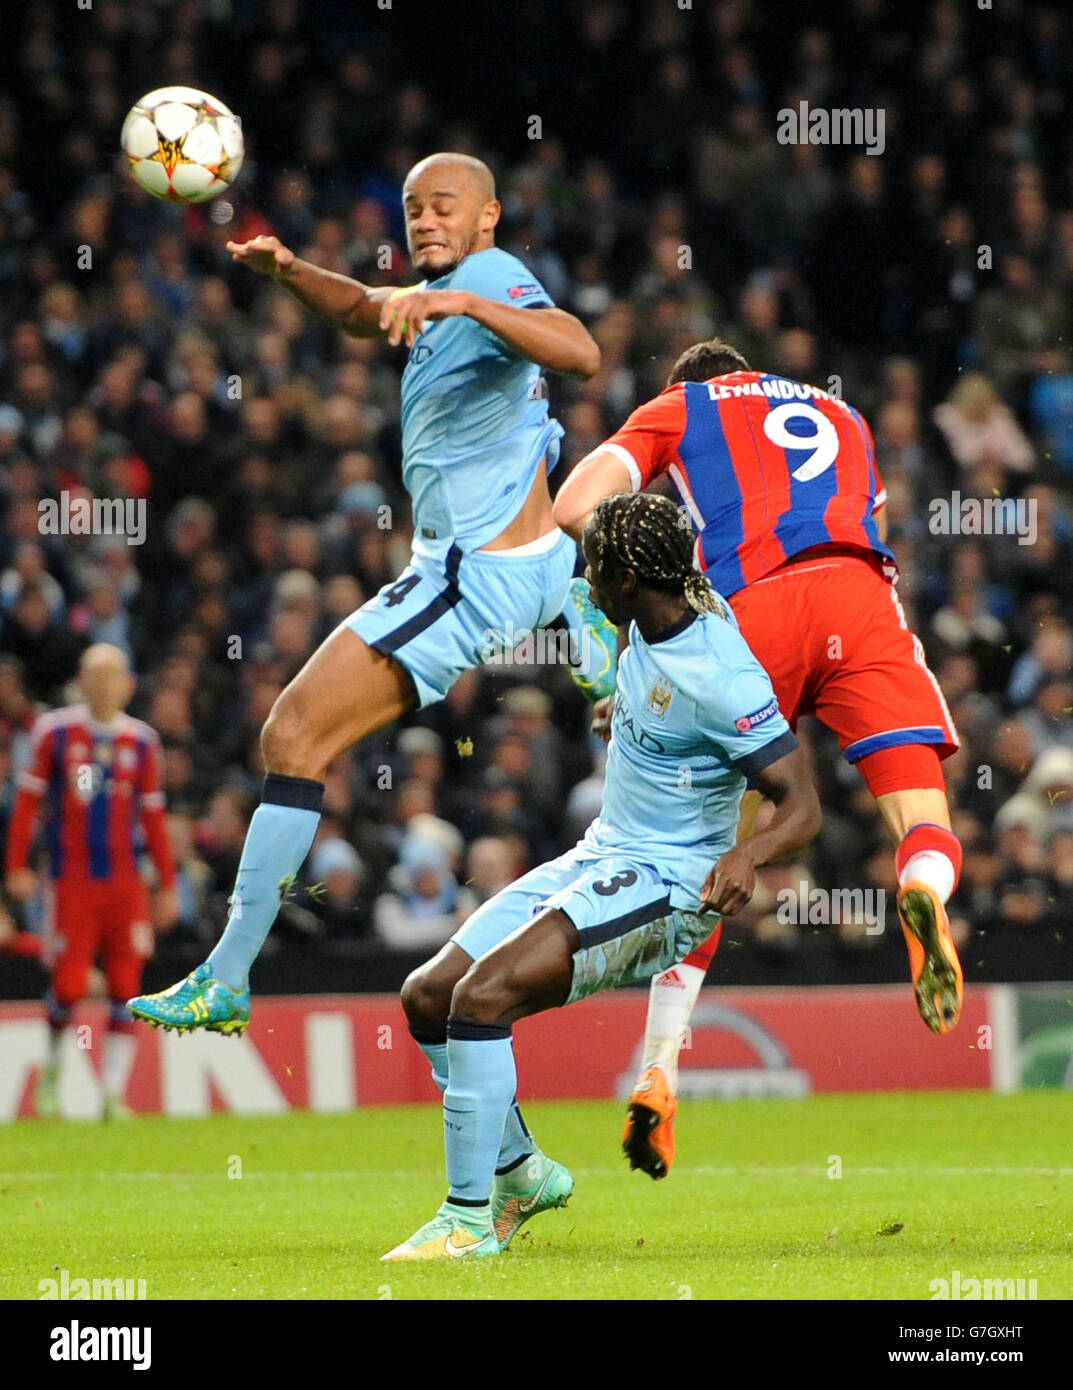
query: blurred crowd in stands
1 0 1072 968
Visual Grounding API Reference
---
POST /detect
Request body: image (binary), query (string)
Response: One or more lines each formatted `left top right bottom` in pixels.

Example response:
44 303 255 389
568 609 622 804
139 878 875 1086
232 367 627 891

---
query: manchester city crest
646 679 675 719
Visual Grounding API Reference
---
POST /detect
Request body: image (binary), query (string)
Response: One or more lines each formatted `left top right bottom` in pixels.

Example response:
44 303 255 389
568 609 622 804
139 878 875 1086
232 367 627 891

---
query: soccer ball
121 87 243 203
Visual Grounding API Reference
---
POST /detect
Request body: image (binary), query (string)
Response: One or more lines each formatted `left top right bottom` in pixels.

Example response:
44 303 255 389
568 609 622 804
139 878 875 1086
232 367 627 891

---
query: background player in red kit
555 340 963 1178
4 644 178 1119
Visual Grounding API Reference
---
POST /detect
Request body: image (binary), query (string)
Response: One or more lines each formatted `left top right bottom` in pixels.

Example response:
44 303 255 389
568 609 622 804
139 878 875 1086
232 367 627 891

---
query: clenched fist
699 844 758 917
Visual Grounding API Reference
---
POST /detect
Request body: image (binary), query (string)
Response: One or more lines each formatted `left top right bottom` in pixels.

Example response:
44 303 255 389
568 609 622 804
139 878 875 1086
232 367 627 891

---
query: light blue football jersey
583 604 798 910
399 247 564 553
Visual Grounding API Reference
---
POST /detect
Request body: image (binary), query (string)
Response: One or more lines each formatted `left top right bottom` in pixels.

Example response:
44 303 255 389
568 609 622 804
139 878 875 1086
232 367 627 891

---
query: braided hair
589 492 724 616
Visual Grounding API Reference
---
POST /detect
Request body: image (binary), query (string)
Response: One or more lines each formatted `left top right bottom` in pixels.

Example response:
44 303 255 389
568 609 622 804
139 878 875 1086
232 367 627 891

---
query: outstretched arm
228 236 602 374
553 447 635 541
378 290 600 376
226 235 394 337
699 746 822 915
466 300 600 376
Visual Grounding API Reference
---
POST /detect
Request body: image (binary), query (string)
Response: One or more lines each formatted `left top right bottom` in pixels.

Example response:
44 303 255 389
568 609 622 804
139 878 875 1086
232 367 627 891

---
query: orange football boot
622 1065 678 1179
897 879 963 1034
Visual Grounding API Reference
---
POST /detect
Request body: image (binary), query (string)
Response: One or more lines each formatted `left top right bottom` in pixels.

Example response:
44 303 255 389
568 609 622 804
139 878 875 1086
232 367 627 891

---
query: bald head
402 153 500 277
80 643 130 677
405 153 496 203
78 643 134 720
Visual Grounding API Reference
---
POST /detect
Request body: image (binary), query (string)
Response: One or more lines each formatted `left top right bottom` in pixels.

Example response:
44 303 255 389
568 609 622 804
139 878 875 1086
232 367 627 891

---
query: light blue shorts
452 845 712 1004
346 532 576 707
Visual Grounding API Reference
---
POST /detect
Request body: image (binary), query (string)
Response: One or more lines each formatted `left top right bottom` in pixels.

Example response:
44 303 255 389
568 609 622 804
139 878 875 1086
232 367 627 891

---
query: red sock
895 823 963 903
682 923 722 972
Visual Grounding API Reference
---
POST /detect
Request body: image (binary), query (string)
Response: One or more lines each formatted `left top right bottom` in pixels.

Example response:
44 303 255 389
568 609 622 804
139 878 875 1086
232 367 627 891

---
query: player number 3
762 402 840 482
593 869 639 896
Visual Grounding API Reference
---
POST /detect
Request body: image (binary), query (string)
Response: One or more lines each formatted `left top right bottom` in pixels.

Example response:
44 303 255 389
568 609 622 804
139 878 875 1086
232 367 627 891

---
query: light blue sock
443 1018 517 1204
413 1031 535 1172
496 1101 534 1173
206 773 324 991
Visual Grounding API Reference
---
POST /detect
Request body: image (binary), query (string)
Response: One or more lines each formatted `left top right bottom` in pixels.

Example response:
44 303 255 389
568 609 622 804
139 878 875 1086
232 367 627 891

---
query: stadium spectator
0 540 64 617
0 656 38 773
373 835 477 953
306 834 370 937
1008 620 1073 707
932 373 1035 477
0 583 86 701
465 835 521 905
195 787 254 898
972 255 1069 405
166 811 213 941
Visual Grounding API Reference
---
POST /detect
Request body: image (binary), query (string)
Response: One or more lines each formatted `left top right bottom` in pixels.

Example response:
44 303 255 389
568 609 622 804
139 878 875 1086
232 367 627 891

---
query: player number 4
383 574 421 607
762 402 840 482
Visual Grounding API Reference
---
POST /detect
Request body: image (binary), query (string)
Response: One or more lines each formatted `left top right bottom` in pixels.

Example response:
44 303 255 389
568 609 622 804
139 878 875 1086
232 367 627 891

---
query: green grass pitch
2 1091 1071 1300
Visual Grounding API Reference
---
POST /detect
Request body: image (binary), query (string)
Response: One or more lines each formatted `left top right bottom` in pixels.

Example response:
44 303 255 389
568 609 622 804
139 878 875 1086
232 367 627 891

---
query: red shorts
728 549 959 766
47 877 154 1006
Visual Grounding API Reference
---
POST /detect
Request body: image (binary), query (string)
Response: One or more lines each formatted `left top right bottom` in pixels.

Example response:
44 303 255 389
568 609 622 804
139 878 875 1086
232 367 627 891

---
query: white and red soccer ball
121 86 244 203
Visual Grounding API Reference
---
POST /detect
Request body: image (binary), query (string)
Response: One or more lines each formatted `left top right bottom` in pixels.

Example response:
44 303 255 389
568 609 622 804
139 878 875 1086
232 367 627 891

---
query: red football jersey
6 704 176 886
602 371 892 596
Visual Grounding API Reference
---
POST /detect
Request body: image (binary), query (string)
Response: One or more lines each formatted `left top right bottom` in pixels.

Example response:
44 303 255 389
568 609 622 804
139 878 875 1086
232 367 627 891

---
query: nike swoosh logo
516 1175 551 1214
444 1232 479 1257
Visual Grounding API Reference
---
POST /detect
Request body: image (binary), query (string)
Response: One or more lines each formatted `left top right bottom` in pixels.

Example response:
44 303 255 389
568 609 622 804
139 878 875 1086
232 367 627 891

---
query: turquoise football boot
127 961 250 1036
380 1201 501 1261
492 1151 574 1249
564 576 618 702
